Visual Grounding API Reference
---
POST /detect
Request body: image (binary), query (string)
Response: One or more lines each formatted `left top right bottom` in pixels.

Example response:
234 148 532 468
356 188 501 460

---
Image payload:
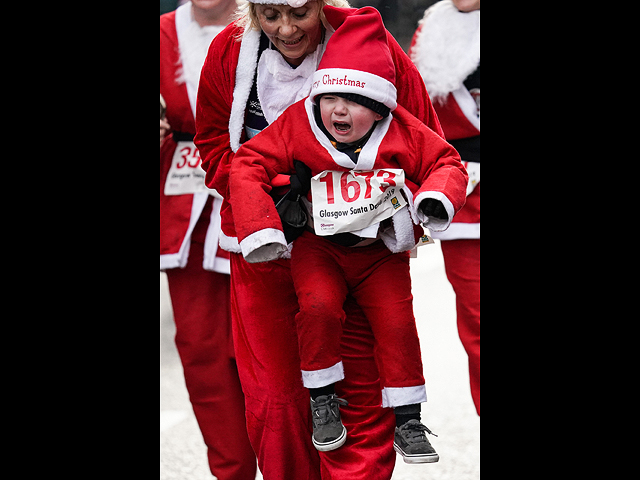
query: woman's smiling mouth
280 35 304 46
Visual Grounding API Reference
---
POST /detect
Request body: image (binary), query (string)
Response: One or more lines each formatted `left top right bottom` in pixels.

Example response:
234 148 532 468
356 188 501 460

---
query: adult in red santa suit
194 1 445 478
409 0 480 416
160 1 257 479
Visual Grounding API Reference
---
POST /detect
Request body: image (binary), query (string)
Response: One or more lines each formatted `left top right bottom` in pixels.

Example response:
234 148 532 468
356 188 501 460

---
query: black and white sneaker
393 419 440 464
310 394 348 452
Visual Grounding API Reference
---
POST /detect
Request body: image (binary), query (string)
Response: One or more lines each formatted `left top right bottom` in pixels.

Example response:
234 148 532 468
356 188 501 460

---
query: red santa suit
194 3 446 478
160 3 256 479
230 8 467 410
409 0 481 415
229 97 467 410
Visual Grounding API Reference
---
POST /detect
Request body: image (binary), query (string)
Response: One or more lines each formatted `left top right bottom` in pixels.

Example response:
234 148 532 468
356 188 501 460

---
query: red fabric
407 24 479 141
160 11 229 262
230 253 396 480
408 23 480 229
408 15 480 416
229 101 467 246
440 239 480 415
309 6 397 110
160 11 197 257
159 12 195 135
320 6 395 85
195 18 446 240
291 232 424 390
431 92 480 140
193 14 445 478
160 12 253 478
165 242 256 479
451 180 480 226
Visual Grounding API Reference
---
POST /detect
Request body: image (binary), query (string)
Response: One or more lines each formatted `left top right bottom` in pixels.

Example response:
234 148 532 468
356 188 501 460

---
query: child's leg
348 247 426 405
309 383 336 400
290 232 351 388
345 244 438 463
393 405 439 464
290 232 350 451
394 403 421 427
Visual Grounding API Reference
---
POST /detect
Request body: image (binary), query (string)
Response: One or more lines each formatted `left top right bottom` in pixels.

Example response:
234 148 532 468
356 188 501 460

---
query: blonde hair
234 0 351 33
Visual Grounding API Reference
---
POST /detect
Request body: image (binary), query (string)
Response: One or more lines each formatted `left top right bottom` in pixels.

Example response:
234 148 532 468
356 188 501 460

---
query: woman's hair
234 0 351 33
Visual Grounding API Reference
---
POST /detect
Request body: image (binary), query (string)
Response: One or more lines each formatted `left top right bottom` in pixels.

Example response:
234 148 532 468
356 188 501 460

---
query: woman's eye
292 8 309 19
262 9 278 21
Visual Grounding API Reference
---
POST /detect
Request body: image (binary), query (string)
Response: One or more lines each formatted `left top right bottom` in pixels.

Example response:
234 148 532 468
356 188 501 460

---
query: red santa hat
310 6 397 115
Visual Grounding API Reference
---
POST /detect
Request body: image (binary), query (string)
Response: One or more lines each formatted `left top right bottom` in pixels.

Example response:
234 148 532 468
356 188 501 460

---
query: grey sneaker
310 394 348 451
393 419 440 464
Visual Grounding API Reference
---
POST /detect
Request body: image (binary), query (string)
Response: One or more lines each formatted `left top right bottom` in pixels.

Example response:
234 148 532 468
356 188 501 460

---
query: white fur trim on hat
310 68 397 112
249 0 309 7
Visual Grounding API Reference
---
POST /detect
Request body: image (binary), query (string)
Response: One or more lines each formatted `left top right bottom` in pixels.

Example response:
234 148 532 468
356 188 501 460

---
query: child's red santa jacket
409 1 480 240
159 9 228 272
229 98 468 263
194 19 446 253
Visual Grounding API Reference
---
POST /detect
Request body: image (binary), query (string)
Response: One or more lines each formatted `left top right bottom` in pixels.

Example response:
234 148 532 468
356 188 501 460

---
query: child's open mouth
333 122 351 134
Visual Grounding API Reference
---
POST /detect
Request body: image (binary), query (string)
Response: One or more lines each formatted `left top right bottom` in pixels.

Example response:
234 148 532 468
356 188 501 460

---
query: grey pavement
160 239 479 479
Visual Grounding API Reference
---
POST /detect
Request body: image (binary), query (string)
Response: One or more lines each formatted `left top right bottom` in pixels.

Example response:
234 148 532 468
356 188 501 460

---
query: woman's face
256 1 324 66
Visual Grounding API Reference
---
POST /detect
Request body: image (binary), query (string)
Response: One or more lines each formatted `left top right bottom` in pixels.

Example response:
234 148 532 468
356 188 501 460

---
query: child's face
319 95 383 144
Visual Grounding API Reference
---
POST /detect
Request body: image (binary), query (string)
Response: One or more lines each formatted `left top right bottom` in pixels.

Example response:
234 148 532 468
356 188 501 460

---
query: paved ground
160 239 479 479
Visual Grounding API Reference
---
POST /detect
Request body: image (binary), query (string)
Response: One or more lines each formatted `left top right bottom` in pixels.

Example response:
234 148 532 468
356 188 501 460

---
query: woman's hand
160 118 171 146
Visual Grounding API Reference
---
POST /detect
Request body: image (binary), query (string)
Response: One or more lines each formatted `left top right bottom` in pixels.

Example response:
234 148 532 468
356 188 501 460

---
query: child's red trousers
290 231 427 408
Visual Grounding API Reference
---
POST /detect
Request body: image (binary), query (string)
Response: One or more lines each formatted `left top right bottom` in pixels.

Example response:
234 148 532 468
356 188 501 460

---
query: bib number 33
164 141 209 196
310 168 407 236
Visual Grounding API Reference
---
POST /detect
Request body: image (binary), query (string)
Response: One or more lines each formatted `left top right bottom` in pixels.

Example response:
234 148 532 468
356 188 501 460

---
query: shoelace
399 421 438 443
312 395 349 426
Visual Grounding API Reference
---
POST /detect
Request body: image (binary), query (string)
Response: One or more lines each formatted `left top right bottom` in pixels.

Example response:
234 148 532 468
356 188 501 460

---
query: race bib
164 141 210 196
310 169 407 236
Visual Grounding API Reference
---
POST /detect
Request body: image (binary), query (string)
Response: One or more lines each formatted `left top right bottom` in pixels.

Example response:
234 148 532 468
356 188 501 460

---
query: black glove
271 160 312 244
289 160 312 200
419 198 448 221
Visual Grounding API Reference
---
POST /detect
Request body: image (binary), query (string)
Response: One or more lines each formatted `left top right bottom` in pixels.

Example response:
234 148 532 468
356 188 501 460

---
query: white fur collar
229 26 262 153
176 2 225 116
229 24 335 152
257 43 323 124
410 0 480 101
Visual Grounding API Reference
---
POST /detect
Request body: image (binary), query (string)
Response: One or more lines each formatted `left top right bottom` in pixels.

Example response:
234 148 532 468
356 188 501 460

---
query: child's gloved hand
419 198 448 220
289 160 312 200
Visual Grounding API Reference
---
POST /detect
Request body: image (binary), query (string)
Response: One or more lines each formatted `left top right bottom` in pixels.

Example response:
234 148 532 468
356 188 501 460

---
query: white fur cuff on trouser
301 361 345 389
381 385 428 408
